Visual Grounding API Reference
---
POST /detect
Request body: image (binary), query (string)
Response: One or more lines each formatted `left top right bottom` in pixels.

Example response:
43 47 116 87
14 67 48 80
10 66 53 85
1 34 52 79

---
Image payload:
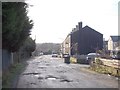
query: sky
25 0 119 43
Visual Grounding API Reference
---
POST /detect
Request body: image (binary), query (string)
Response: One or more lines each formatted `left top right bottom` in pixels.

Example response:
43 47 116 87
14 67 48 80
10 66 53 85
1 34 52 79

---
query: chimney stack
76 25 79 31
78 22 82 30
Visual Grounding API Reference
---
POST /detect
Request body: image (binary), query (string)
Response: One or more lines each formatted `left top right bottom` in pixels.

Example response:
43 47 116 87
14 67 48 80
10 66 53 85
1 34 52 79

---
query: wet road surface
17 55 118 88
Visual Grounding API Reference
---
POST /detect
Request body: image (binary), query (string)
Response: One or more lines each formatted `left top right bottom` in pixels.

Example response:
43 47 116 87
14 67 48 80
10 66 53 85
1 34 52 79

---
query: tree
19 37 36 58
2 2 33 52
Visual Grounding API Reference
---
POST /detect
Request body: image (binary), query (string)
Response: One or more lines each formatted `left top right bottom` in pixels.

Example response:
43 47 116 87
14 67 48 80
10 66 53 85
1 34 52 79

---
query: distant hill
33 43 61 55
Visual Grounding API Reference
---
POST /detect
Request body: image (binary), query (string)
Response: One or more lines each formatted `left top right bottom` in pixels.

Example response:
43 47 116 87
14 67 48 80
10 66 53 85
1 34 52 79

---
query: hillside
33 43 61 55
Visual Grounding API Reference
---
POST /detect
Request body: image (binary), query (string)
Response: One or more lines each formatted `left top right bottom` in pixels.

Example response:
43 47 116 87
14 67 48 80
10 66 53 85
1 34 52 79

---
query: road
17 55 118 88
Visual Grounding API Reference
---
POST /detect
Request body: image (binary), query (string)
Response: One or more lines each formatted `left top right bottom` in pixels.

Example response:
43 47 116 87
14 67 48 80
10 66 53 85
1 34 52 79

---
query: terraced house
62 22 103 55
108 36 120 57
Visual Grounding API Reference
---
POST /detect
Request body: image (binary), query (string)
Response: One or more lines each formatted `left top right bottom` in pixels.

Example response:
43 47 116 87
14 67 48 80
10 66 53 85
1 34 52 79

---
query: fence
2 49 32 73
2 49 12 72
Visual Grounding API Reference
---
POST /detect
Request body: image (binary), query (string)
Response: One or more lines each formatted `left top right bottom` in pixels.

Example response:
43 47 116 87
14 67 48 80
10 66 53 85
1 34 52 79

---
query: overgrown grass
2 61 27 88
90 63 120 77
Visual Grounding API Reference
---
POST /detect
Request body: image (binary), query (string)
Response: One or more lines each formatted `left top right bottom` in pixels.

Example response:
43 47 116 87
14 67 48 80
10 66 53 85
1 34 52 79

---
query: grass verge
2 61 28 88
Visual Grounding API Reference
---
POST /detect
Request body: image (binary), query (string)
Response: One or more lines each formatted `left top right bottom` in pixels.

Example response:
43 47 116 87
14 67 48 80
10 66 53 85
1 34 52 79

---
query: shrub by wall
90 58 120 77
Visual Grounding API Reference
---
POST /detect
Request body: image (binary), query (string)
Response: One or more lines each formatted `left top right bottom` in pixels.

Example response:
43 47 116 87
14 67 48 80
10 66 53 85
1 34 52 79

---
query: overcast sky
25 0 119 43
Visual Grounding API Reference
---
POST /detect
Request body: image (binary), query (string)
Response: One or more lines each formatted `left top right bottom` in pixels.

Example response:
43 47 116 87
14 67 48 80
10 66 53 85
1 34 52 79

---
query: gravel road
17 55 118 88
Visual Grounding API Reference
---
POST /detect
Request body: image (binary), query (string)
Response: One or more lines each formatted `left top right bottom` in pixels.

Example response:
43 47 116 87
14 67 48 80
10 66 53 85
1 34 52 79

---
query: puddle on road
59 76 73 82
57 70 67 73
38 76 44 80
60 79 73 82
45 64 50 66
45 75 59 80
44 75 73 82
22 72 41 75
34 75 40 77
30 82 36 85
38 66 47 69
47 77 57 80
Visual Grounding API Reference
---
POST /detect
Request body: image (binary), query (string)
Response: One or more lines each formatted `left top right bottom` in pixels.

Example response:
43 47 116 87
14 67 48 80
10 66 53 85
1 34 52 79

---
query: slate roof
83 25 103 35
110 36 120 42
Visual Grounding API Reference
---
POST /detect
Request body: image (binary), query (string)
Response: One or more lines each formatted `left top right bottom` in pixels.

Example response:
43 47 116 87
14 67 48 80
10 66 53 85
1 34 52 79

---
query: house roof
71 23 102 35
82 25 103 35
110 36 120 42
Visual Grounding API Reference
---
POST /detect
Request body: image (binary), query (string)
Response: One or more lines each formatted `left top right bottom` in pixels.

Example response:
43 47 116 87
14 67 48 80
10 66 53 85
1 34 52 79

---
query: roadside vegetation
69 53 120 77
89 58 120 77
2 2 34 52
70 57 77 64
2 2 36 88
2 61 28 88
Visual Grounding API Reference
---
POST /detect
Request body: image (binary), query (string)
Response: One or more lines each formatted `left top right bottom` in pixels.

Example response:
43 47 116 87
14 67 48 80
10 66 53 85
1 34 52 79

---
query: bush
95 58 103 65
70 57 77 63
90 58 120 77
